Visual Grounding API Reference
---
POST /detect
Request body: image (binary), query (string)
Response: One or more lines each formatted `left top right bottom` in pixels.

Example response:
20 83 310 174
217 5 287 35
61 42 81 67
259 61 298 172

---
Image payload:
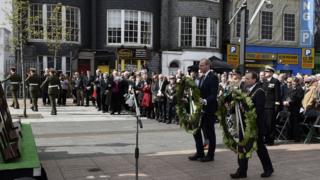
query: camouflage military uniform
1 73 22 109
41 74 60 115
26 73 41 111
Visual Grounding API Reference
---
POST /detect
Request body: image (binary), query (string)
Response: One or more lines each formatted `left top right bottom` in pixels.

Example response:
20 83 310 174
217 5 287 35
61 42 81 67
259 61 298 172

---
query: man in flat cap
262 65 281 146
25 68 41 111
1 67 22 109
41 69 61 115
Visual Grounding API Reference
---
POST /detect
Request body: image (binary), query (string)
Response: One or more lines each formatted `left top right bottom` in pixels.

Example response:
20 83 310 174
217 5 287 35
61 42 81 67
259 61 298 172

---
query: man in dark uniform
25 68 41 111
84 70 94 107
262 66 281 145
41 69 61 115
188 58 218 162
1 67 22 109
230 72 274 179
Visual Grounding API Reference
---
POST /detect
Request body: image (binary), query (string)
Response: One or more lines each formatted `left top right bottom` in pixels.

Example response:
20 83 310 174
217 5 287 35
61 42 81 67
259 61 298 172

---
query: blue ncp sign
300 0 315 47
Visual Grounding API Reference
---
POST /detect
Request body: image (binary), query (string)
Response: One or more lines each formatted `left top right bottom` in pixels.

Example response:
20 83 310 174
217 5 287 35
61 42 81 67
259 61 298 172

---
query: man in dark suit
230 72 274 179
188 58 218 162
84 70 94 107
262 66 281 145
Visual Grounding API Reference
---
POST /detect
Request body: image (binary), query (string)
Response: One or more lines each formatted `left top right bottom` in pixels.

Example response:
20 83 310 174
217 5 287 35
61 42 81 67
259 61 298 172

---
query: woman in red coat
141 78 153 118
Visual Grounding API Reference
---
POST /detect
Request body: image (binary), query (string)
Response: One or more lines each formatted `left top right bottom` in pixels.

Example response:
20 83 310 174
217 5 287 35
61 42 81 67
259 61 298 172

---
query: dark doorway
78 59 91 74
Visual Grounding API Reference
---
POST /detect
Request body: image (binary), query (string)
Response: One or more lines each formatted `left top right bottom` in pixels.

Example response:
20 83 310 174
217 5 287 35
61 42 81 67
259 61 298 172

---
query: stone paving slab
40 144 320 180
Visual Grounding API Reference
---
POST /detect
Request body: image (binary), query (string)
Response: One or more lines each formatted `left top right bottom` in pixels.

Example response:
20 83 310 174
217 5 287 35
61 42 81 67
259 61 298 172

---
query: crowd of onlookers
34 66 320 142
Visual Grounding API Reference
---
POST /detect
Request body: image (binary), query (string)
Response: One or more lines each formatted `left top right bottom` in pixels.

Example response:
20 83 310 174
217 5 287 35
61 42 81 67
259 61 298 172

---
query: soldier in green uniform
0 67 22 109
25 68 41 111
41 69 61 115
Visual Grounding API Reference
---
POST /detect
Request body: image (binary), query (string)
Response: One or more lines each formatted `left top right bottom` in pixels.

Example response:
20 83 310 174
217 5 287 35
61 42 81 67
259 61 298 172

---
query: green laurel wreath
216 89 258 159
176 77 202 135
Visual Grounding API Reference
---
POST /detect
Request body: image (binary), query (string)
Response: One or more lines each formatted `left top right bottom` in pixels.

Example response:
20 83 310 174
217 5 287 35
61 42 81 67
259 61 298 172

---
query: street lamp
229 0 273 75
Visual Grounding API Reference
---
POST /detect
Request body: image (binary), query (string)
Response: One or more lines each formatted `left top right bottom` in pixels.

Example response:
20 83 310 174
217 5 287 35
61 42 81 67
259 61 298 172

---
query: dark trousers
167 102 176 122
42 90 49 105
154 101 160 120
158 100 167 120
58 89 67 106
111 92 121 113
193 114 216 157
265 108 276 143
96 89 101 110
85 89 92 106
102 93 109 112
237 133 273 174
288 111 301 141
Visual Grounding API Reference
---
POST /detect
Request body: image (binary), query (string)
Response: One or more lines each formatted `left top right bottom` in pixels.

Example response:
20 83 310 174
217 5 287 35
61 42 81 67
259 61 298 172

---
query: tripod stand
132 92 143 180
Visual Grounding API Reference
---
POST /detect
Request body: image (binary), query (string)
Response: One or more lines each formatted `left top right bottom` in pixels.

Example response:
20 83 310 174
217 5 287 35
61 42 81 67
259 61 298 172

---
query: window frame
283 13 295 42
178 16 219 49
260 11 273 40
28 3 81 44
106 9 153 47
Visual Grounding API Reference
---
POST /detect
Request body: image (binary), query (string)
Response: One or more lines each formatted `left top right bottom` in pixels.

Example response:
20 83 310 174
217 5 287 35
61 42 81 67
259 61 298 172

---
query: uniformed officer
41 69 61 115
1 67 22 109
25 68 41 111
262 65 281 146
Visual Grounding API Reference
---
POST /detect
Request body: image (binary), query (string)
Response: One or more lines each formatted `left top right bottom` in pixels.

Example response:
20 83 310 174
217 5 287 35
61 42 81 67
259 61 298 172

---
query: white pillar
43 56 48 69
62 56 66 74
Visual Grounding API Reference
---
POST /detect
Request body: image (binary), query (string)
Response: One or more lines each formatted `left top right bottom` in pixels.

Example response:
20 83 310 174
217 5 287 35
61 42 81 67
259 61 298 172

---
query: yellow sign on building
302 48 314 69
227 44 239 67
278 54 299 65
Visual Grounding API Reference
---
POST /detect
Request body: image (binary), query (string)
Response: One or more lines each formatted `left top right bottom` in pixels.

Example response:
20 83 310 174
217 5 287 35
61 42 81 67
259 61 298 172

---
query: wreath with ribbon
216 89 258 159
176 77 202 134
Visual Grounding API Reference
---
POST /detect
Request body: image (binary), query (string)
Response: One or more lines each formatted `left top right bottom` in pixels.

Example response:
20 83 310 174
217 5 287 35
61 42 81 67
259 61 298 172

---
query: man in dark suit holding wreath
188 58 219 162
230 72 273 179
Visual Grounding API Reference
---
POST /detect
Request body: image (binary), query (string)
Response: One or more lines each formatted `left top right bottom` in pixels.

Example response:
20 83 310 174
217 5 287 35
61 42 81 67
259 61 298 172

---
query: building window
179 17 219 48
236 10 249 37
261 11 273 40
47 4 62 40
196 17 207 47
47 56 55 68
283 14 295 41
180 17 192 47
106 9 153 47
141 12 152 45
107 9 121 43
29 4 43 39
124 10 138 43
56 56 62 71
66 6 80 42
28 3 80 43
210 19 218 47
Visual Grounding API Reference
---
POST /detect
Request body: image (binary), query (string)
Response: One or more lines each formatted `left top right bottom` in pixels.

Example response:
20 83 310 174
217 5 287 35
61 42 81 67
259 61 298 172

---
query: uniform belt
29 83 39 86
48 85 59 88
10 82 19 84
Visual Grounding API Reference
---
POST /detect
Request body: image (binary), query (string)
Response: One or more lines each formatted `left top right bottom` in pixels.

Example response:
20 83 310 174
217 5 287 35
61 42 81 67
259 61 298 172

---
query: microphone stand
133 91 143 180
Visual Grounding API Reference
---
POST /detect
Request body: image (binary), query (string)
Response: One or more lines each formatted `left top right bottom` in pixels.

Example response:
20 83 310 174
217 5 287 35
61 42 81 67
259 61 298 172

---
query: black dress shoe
200 155 214 162
188 153 204 161
230 172 247 179
261 170 273 178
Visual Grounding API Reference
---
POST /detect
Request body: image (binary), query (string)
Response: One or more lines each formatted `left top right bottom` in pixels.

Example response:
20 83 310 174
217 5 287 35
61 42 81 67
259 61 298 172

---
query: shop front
116 48 149 72
226 44 313 75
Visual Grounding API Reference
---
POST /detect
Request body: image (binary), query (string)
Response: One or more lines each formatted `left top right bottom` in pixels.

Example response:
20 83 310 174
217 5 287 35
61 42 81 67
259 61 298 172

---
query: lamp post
229 0 273 75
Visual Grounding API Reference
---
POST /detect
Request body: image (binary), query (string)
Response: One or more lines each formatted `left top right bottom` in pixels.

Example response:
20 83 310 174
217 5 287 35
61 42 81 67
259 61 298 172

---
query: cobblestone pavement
7 99 320 180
